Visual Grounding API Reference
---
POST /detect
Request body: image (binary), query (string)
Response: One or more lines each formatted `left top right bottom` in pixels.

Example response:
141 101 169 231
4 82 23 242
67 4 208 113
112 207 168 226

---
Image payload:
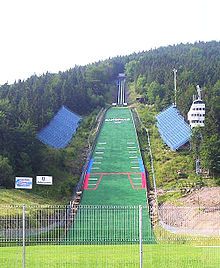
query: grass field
0 190 55 216
1 244 219 267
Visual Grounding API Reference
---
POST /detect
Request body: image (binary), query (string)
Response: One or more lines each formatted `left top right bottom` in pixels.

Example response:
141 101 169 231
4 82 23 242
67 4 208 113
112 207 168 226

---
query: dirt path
159 187 220 236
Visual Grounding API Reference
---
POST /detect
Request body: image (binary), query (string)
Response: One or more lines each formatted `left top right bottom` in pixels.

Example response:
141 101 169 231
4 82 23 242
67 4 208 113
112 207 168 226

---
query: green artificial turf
82 107 145 205
67 107 154 243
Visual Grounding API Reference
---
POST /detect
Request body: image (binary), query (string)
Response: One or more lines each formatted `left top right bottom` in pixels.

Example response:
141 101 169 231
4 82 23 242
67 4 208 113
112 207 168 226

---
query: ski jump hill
82 107 147 205
67 107 154 244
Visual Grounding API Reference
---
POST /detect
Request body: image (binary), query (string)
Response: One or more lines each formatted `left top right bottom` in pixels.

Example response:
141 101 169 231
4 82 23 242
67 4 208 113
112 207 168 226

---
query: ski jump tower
116 73 127 106
187 85 205 128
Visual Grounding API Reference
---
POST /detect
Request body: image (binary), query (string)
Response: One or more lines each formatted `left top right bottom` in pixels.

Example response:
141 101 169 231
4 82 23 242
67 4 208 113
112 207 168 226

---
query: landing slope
68 107 153 244
82 107 147 205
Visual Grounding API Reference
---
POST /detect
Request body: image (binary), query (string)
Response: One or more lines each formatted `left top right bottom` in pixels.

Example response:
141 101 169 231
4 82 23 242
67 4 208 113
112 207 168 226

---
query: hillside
0 41 219 203
125 41 220 183
0 189 54 207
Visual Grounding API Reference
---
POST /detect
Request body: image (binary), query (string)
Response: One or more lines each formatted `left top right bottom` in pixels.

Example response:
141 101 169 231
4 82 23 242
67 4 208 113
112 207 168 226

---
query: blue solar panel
156 105 192 151
37 106 82 149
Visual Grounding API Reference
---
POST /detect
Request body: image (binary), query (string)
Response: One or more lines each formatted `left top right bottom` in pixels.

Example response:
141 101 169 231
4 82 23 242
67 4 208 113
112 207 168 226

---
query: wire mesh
146 205 220 267
0 205 219 267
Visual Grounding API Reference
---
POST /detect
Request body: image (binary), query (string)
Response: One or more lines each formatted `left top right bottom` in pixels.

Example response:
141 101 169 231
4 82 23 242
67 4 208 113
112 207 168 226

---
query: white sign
105 118 130 122
15 177 33 189
36 176 53 185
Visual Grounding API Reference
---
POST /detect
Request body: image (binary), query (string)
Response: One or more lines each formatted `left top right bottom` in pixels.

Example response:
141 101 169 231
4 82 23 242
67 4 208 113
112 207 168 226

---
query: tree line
0 41 219 192
125 41 220 180
0 58 126 190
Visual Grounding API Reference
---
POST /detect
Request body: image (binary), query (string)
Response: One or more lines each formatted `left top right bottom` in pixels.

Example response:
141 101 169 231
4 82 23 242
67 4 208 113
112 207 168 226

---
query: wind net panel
156 105 192 151
37 106 81 149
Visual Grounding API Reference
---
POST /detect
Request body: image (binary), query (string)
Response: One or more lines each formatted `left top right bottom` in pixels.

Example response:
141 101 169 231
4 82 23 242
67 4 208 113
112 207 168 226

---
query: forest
0 41 219 199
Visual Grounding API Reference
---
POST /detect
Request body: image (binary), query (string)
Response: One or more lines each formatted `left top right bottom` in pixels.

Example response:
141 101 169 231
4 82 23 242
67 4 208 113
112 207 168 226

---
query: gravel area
159 187 220 236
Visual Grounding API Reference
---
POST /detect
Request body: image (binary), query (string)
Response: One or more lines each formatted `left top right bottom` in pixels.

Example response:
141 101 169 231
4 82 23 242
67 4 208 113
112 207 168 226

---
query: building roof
37 106 82 149
156 105 192 151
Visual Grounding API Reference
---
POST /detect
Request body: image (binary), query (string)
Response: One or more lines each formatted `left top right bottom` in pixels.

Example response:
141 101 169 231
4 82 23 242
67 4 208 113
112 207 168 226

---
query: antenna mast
173 68 177 106
196 85 202 100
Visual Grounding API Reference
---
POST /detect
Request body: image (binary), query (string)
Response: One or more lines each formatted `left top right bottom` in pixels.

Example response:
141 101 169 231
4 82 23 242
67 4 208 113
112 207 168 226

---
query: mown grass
0 244 219 267
0 189 55 207
0 189 58 217
154 225 220 246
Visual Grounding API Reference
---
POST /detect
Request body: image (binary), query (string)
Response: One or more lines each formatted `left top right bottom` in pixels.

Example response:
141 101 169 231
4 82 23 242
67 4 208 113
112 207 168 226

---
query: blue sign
15 177 33 189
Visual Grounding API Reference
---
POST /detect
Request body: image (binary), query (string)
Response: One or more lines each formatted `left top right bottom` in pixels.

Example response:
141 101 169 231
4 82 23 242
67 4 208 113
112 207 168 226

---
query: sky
0 0 219 85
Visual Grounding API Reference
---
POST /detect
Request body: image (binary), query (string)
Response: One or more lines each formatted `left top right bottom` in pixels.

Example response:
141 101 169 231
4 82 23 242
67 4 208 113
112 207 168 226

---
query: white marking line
91 167 100 170
129 156 138 159
127 142 134 144
133 178 142 180
88 183 97 186
97 147 105 150
98 142 106 145
131 167 139 169
129 151 137 153
131 161 139 164
94 156 103 159
95 152 104 154
195 246 220 248
93 162 101 164
133 183 141 185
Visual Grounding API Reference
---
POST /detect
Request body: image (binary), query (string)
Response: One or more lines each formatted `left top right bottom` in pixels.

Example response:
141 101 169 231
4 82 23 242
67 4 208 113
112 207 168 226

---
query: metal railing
0 205 219 267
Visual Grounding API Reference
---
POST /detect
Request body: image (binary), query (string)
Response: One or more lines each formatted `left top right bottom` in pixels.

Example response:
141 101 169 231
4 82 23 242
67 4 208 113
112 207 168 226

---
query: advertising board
15 177 33 189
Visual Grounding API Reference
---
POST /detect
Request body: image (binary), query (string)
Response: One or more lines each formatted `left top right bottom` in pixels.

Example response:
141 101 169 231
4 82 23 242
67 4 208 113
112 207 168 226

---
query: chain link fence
0 205 219 267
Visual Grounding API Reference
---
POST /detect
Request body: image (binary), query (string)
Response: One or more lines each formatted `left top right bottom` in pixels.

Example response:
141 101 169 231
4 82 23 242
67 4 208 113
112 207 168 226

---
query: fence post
139 205 143 268
22 204 26 268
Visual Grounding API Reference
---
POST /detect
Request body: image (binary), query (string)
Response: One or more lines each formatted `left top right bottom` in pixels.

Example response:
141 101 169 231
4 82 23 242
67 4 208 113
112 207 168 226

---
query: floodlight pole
173 68 177 107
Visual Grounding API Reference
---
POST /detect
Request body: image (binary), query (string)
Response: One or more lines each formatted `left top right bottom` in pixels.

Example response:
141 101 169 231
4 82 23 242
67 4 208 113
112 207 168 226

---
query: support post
145 128 158 210
173 68 177 107
22 205 26 268
139 205 143 268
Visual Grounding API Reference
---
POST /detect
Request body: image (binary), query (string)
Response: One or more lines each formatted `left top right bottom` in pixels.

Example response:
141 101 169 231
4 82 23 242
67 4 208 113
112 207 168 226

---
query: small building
118 73 126 79
187 85 205 128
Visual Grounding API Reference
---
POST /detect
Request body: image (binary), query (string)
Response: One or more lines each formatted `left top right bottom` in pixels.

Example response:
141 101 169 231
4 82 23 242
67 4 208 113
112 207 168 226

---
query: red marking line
128 174 142 190
141 173 147 189
86 174 103 191
91 172 142 175
83 174 90 189
84 172 147 191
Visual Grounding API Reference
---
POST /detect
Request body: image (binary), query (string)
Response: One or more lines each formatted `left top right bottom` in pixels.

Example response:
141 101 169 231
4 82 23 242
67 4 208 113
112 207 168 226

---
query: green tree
0 155 14 188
